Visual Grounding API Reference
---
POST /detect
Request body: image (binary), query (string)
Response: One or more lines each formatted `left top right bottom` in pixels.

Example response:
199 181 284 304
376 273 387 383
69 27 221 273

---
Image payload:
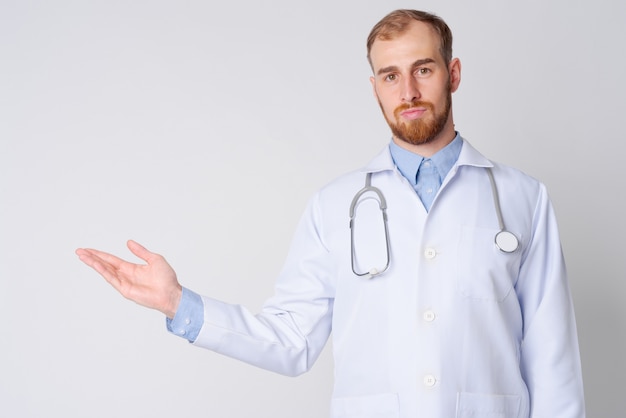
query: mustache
394 101 435 114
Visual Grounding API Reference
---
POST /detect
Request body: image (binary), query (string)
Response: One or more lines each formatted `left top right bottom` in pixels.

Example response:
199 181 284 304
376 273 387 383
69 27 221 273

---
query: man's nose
401 77 421 103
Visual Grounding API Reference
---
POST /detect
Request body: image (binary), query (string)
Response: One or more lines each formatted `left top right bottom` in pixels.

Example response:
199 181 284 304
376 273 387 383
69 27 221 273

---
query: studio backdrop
1 0 624 416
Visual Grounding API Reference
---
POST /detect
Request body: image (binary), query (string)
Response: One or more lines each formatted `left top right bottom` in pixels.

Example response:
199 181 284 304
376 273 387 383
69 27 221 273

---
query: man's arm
517 185 585 417
75 193 334 377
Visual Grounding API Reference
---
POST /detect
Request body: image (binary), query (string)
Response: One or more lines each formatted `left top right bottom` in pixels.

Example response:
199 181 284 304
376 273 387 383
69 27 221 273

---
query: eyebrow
376 58 436 76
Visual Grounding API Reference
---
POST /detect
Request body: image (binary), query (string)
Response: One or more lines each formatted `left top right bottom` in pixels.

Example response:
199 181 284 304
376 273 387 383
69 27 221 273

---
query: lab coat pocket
457 226 521 301
456 392 521 418
331 393 400 418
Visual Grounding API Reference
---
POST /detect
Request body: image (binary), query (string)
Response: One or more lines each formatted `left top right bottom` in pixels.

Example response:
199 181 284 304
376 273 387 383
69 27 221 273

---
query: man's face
369 21 460 151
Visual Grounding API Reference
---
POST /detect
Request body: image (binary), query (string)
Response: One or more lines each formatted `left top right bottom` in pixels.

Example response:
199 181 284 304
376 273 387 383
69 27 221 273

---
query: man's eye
385 74 397 81
417 68 431 76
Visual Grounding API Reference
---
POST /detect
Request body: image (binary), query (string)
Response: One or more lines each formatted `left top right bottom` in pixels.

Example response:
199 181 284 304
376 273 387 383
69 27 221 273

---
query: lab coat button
185 318 191 325
423 310 436 322
423 374 437 387
424 248 437 259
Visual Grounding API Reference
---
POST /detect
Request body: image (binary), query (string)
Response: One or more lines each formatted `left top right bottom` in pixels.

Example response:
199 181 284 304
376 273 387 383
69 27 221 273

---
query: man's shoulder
489 160 543 187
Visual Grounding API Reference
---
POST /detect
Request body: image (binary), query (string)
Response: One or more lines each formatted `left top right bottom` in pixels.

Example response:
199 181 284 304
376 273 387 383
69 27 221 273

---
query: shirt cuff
166 287 204 343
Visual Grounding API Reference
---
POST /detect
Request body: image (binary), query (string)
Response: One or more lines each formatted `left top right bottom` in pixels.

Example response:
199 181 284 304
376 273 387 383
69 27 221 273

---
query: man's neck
392 126 457 158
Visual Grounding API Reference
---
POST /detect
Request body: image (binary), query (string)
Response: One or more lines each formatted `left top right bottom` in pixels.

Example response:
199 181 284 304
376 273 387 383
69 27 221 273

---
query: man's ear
449 58 462 93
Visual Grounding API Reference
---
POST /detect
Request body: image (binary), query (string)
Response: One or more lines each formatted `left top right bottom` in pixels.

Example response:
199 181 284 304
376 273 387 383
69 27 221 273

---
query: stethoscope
349 167 519 278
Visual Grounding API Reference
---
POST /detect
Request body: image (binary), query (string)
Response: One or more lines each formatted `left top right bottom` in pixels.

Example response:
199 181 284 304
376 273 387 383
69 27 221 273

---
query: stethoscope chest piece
495 230 519 253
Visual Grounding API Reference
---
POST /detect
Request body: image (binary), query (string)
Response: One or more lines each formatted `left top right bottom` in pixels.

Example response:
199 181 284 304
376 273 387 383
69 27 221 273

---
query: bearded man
77 9 585 418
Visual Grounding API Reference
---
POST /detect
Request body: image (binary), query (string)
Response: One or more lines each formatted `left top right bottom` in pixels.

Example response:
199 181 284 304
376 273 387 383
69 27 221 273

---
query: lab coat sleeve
192 192 334 377
516 184 585 417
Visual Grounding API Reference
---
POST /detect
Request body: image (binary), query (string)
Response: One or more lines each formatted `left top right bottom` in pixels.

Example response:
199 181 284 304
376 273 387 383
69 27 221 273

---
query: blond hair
367 9 453 66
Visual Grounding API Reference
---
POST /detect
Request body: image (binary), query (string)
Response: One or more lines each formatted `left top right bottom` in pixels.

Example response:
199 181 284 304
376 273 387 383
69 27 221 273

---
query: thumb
126 240 157 263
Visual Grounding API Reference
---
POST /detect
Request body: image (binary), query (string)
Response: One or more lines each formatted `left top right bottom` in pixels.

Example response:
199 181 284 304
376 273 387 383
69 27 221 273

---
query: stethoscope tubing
349 167 519 278
349 173 391 277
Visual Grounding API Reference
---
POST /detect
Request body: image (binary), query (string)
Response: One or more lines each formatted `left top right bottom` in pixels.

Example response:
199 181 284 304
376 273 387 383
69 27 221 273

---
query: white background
1 0 624 416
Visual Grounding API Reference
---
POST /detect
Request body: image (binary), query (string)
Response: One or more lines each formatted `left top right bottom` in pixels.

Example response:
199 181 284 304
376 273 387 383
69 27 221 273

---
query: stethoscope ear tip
360 268 383 279
360 268 379 279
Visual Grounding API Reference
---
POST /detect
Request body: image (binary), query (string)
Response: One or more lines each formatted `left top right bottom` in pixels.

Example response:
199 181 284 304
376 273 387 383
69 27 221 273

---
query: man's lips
400 107 427 120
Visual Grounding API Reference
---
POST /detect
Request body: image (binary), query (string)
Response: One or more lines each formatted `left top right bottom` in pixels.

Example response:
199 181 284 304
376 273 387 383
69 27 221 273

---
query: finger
76 248 140 288
77 247 131 270
75 248 109 271
76 249 124 287
126 240 159 264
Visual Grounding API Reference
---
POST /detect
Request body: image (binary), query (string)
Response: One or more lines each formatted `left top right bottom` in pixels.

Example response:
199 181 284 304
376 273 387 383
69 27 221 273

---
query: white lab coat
193 139 585 417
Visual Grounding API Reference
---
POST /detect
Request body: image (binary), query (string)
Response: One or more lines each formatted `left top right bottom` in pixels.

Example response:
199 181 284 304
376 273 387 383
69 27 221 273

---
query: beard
380 87 452 146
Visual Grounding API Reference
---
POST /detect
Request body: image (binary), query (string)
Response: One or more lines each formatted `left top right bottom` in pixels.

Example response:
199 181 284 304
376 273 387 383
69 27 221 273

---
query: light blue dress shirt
388 133 463 212
168 134 464 342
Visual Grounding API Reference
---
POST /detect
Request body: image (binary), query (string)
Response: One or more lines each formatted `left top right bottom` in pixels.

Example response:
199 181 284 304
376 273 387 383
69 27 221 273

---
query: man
76 9 585 417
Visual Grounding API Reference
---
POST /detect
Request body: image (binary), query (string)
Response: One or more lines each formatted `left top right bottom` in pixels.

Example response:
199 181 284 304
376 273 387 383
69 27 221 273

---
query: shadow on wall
570 248 626 416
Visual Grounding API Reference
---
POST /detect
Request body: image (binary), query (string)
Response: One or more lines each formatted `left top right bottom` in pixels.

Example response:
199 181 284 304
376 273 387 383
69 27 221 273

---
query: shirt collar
389 133 464 184
359 133 493 174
